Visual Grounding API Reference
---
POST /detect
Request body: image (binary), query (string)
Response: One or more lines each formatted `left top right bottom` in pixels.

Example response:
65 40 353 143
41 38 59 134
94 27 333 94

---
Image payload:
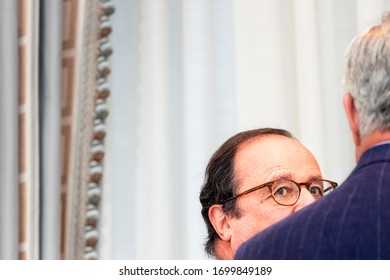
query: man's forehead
233 134 320 186
235 134 300 158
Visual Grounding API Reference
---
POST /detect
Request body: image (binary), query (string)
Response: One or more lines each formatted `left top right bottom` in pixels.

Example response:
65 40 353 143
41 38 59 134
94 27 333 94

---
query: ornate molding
71 0 114 260
84 0 114 260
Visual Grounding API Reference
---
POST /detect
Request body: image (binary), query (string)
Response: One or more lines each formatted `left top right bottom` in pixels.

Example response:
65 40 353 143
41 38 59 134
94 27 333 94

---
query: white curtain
101 0 390 259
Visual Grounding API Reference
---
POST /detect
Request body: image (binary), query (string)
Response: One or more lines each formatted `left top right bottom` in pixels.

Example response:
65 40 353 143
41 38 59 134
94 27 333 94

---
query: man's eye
274 187 290 197
309 186 323 196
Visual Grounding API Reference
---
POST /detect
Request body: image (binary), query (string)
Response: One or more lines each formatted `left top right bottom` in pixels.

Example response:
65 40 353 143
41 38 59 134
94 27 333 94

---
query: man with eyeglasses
199 128 337 259
235 13 390 260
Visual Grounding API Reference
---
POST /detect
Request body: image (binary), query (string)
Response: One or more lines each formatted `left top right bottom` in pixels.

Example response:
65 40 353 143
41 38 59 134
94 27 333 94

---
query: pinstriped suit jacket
234 143 390 259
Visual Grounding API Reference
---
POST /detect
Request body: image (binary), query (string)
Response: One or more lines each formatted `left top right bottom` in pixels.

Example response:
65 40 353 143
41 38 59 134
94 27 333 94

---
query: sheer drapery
102 0 390 259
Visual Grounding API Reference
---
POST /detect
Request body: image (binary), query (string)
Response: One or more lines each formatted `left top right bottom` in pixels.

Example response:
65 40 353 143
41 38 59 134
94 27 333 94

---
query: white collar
372 140 390 148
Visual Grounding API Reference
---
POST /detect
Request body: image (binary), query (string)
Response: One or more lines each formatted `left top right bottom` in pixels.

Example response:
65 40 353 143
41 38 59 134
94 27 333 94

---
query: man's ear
343 92 361 146
208 205 232 241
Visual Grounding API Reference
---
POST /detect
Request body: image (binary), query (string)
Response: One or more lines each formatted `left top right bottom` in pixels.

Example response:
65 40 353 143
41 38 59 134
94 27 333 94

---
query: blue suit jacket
234 143 390 259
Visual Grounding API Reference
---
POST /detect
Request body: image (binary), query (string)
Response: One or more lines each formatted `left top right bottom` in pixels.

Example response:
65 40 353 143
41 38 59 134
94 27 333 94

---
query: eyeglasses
221 179 338 207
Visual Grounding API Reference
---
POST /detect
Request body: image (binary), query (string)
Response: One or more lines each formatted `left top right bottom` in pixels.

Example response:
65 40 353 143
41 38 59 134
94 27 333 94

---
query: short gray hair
343 12 390 137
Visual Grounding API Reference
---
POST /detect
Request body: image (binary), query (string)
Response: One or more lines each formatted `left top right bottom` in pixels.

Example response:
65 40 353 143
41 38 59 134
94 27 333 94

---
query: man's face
227 134 322 255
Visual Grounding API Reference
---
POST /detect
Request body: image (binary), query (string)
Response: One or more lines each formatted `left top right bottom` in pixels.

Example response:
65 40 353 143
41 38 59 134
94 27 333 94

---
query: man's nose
294 187 316 211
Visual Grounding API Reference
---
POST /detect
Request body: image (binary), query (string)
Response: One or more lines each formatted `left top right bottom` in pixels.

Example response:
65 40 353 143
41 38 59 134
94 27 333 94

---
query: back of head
344 12 390 137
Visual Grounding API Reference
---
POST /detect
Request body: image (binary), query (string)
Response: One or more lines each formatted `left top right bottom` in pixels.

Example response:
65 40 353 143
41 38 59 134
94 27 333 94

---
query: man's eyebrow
306 175 323 182
269 174 323 182
269 174 294 181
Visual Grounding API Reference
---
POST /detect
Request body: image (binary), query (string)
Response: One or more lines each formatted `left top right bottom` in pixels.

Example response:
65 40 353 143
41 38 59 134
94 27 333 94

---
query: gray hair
343 12 390 137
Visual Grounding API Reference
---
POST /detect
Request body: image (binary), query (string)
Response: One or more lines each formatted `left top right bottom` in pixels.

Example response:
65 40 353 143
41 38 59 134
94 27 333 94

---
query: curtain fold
135 0 173 259
100 0 137 260
293 0 325 162
182 0 228 259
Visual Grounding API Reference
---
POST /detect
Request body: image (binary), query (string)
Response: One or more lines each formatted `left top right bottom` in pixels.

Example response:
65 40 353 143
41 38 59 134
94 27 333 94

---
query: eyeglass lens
271 180 335 205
